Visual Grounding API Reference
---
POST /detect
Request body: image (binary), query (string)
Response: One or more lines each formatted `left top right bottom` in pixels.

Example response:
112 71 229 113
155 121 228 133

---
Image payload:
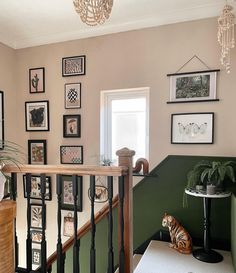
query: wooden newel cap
0 200 16 225
116 147 135 157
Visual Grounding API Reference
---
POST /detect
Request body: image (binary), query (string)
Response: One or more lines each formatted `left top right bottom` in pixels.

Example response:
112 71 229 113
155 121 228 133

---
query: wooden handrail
2 164 128 176
46 195 119 269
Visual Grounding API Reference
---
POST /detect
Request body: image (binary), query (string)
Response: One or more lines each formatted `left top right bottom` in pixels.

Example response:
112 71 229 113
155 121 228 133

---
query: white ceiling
0 0 235 49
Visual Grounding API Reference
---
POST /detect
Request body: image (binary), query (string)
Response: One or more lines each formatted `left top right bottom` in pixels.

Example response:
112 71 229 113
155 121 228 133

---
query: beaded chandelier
73 0 113 26
217 4 235 73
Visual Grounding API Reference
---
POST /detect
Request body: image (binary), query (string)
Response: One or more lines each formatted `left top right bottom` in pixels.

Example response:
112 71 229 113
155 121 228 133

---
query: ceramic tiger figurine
162 213 192 254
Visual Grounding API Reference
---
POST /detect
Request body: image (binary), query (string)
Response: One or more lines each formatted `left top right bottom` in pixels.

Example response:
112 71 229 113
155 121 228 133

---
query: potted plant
186 160 236 194
0 141 24 200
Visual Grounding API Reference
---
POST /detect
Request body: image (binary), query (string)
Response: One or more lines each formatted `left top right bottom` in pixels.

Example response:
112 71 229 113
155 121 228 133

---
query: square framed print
25 100 50 131
29 67 45 93
23 175 51 200
167 70 219 103
63 115 81 138
60 145 83 164
31 229 42 244
61 175 83 211
32 248 41 266
30 204 44 229
65 83 81 109
28 140 47 164
62 55 86 77
0 91 4 149
171 112 214 144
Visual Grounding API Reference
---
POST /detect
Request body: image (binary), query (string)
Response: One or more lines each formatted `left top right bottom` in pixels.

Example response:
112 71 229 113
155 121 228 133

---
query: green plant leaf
226 165 236 182
201 168 211 183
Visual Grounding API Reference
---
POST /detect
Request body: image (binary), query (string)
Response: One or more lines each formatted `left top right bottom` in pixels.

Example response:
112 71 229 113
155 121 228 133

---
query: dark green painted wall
52 155 235 273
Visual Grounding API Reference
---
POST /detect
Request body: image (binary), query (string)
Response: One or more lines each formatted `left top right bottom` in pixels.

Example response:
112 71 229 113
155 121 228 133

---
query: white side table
185 188 231 263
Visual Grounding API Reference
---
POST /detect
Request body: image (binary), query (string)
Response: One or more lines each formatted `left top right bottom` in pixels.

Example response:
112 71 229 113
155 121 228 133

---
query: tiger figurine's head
162 213 176 228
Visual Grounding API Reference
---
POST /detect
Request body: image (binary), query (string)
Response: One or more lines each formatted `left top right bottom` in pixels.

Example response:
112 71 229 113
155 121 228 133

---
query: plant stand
185 189 231 263
0 200 16 272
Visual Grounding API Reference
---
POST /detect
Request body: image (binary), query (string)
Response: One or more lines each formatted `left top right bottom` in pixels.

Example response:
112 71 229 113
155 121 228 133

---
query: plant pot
207 185 217 195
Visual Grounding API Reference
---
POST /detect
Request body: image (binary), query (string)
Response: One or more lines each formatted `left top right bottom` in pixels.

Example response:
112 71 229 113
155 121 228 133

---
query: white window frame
100 87 150 162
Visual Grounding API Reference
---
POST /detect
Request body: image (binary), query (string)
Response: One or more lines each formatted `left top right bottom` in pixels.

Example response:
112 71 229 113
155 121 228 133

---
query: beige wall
0 43 17 142
2 17 235 265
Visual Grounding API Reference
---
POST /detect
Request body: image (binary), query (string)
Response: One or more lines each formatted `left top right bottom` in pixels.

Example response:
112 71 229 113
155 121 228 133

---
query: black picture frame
60 145 83 164
23 175 52 200
63 115 81 138
64 83 81 109
28 140 47 164
0 91 4 149
62 55 86 77
171 112 214 144
25 100 50 131
29 67 45 93
61 175 83 212
30 204 45 229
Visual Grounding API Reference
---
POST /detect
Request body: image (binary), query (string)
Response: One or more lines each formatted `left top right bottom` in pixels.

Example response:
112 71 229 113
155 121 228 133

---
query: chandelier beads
73 0 113 26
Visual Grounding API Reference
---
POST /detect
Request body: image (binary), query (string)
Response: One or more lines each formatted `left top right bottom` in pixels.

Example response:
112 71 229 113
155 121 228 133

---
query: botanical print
60 146 83 164
31 143 44 164
63 180 74 205
31 205 43 228
31 230 42 243
66 118 77 135
24 175 51 200
30 68 44 93
65 83 81 108
176 75 210 99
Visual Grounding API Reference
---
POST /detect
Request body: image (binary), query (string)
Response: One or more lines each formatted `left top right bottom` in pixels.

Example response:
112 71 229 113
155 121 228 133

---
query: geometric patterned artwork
60 145 83 164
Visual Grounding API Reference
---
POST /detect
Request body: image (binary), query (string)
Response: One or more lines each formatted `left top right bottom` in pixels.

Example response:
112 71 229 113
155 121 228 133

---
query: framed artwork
32 248 41 266
29 67 45 93
60 145 83 164
64 83 81 109
28 140 47 164
171 112 214 144
30 204 44 229
25 100 50 131
31 229 42 244
88 185 108 203
167 70 219 103
63 115 81 138
23 175 52 200
61 175 83 211
0 91 4 149
63 213 74 237
62 55 86 77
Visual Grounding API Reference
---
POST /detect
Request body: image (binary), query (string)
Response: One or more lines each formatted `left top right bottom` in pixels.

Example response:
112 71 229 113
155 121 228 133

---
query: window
100 87 149 164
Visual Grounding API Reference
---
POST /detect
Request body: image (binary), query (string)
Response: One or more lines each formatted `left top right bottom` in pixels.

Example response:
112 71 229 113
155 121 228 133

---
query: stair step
115 254 142 273
134 240 234 273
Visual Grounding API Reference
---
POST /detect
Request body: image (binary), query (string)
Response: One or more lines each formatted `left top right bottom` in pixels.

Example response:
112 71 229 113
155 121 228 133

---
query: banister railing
4 147 134 273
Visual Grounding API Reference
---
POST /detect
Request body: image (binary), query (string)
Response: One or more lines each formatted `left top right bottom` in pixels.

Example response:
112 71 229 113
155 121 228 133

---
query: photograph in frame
62 55 86 77
25 101 49 131
64 83 81 109
28 140 47 165
63 213 74 237
60 145 83 164
29 67 45 93
171 112 214 144
31 229 42 244
61 175 83 211
23 175 51 200
63 115 81 138
168 71 218 103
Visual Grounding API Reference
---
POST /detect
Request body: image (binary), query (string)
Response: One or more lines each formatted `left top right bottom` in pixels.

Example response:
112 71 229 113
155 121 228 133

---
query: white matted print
65 83 81 109
25 101 49 131
168 71 218 102
171 112 214 144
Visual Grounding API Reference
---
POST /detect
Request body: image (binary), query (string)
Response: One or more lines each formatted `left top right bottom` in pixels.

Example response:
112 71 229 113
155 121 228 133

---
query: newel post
116 147 135 273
